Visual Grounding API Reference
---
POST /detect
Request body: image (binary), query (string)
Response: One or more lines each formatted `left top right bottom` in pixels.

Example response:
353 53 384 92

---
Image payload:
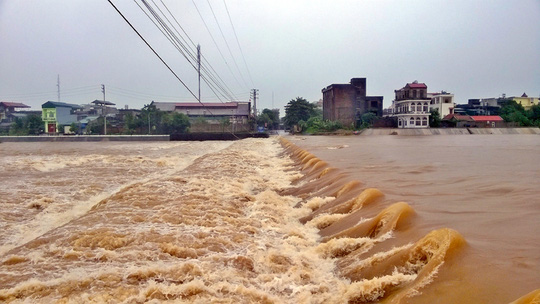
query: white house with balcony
391 81 431 128
429 91 455 117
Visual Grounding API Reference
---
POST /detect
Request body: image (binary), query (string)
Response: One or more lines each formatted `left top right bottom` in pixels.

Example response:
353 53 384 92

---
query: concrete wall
322 85 358 126
359 128 540 136
0 135 170 142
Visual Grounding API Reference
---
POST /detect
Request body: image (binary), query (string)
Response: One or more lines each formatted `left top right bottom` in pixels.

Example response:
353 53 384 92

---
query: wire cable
107 0 200 102
223 0 254 87
205 0 248 89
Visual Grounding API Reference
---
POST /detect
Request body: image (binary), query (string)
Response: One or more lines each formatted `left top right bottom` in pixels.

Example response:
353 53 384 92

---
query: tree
284 97 317 128
140 103 163 134
161 112 190 134
69 122 80 134
359 112 377 129
8 117 25 135
500 100 531 126
429 109 441 128
8 114 44 135
258 108 280 129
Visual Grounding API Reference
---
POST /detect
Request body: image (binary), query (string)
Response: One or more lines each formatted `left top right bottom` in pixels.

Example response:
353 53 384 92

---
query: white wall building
429 92 455 117
392 81 431 128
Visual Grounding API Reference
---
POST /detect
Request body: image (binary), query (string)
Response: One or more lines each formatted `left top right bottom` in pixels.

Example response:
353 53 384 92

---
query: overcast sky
1 0 539 113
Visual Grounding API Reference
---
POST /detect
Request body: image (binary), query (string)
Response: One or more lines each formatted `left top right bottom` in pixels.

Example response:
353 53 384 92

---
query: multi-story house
391 81 431 128
510 93 539 110
42 101 82 133
0 102 30 122
428 91 455 117
322 78 383 127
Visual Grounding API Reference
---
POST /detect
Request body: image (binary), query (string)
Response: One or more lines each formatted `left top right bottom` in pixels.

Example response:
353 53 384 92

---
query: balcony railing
392 109 430 114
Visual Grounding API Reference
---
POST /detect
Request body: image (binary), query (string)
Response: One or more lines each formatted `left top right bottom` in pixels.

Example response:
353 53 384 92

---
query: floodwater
0 136 538 303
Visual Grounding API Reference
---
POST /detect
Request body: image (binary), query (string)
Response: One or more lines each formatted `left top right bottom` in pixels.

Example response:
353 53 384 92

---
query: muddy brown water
0 136 538 303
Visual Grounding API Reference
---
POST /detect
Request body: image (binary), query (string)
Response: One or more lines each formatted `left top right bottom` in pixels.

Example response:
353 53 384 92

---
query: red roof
0 102 30 108
442 114 473 121
407 83 427 89
471 116 504 122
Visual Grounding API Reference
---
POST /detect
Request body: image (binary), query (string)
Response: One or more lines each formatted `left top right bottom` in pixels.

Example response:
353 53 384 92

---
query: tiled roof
407 83 427 89
442 114 473 121
0 102 30 108
471 116 504 122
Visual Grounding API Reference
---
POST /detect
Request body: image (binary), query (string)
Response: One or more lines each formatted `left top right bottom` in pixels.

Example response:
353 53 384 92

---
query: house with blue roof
41 101 82 133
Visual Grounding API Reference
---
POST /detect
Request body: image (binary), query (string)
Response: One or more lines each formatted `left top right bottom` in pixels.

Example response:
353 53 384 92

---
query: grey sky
1 0 539 113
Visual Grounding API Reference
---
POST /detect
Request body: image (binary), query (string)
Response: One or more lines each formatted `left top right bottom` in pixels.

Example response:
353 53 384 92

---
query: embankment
0 135 170 142
359 127 540 135
0 133 269 142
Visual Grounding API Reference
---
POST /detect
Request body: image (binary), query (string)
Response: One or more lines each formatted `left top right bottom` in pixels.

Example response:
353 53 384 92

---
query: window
417 104 422 112
49 112 54 118
410 103 415 112
416 117 421 126
422 117 428 126
410 117 415 125
423 103 428 112
413 90 417 98
398 120 402 126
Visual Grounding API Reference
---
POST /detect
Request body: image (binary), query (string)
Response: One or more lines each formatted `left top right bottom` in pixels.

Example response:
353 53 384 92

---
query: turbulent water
0 136 538 303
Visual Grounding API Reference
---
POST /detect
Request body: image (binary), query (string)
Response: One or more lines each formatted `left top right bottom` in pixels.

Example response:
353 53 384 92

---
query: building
455 98 502 116
390 81 431 128
510 93 539 110
470 116 505 128
42 101 82 133
152 101 251 123
428 91 455 117
0 102 31 122
441 113 474 128
322 78 383 126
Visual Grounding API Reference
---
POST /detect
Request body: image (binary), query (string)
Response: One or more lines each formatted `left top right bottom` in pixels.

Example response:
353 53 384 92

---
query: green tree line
500 100 540 127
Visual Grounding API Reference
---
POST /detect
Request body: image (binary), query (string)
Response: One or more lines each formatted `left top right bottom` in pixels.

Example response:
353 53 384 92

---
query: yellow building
510 93 539 110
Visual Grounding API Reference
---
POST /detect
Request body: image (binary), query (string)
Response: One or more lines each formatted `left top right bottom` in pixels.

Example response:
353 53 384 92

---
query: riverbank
0 133 270 142
0 135 170 142
360 127 540 135
304 127 540 136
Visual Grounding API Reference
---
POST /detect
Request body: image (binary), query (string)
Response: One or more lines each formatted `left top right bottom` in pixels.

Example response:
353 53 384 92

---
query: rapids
0 137 538 303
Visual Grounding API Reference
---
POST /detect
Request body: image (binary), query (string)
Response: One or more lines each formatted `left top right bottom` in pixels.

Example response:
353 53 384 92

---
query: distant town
1 77 539 136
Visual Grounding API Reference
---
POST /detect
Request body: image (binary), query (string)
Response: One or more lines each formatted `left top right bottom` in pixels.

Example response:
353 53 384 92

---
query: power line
137 0 236 102
205 0 249 89
106 0 200 102
191 0 245 92
223 0 254 87
158 0 240 101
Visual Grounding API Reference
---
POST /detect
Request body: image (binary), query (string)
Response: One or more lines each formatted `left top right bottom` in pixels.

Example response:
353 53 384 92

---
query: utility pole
251 89 259 131
197 44 201 103
101 84 107 135
57 75 61 102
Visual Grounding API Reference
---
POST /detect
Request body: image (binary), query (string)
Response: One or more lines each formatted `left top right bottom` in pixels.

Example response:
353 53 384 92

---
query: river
0 136 538 303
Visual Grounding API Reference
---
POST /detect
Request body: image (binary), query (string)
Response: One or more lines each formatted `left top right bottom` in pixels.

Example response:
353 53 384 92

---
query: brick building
322 78 383 126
